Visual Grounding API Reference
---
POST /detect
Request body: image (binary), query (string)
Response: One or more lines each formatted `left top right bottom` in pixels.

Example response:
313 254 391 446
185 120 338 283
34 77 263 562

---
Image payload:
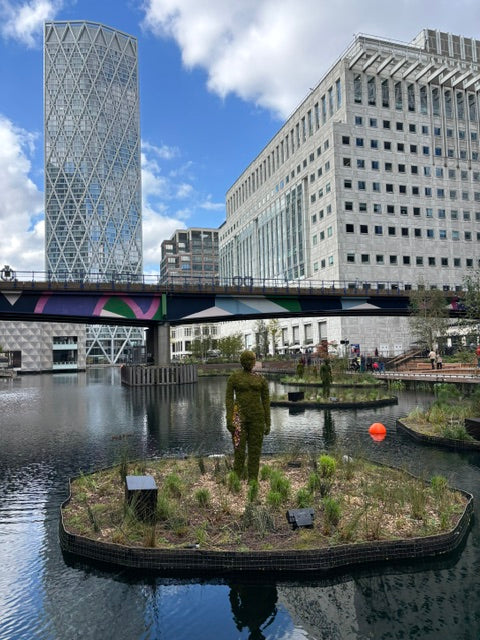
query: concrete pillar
146 324 171 365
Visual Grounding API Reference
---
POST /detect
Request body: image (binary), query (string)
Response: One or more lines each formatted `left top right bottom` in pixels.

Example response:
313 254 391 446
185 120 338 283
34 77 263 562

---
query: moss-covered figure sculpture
226 350 271 481
319 358 333 399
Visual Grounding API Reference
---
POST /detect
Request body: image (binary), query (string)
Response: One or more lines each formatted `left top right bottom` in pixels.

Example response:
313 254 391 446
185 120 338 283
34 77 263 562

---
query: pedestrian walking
428 349 436 370
436 353 443 370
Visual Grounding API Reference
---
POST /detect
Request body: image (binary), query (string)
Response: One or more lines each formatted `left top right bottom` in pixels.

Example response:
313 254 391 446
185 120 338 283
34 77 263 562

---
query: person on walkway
436 353 443 370
476 345 480 369
428 349 436 370
226 350 270 482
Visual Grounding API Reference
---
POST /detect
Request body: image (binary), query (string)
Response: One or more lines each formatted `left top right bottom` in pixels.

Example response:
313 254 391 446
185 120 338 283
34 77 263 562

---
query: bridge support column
147 323 171 365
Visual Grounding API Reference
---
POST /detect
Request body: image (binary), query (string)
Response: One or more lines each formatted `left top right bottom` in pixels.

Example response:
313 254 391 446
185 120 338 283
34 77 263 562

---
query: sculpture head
240 350 256 372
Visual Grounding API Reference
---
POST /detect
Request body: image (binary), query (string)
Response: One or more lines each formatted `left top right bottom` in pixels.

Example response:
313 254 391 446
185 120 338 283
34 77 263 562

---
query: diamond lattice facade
44 21 143 363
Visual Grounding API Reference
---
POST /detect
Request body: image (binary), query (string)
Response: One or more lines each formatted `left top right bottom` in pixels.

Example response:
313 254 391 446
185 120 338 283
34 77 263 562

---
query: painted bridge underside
0 282 460 326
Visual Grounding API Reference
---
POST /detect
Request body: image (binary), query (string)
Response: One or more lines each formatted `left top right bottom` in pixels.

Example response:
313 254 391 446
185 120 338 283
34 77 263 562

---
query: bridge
0 269 464 365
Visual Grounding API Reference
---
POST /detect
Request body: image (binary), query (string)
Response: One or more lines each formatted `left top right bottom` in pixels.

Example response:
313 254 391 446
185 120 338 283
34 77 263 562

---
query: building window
395 82 402 110
382 79 389 108
420 85 428 114
367 76 376 105
408 84 415 111
354 74 362 104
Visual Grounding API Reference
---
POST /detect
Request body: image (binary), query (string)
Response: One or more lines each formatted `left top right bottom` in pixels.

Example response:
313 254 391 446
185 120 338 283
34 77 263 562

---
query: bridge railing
0 266 467 296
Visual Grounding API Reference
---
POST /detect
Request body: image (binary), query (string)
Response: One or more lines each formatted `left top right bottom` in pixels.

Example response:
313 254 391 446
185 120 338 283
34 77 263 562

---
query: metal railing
0 266 467 296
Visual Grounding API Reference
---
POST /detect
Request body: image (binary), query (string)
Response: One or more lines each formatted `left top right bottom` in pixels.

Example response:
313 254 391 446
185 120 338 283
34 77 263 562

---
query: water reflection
0 370 480 639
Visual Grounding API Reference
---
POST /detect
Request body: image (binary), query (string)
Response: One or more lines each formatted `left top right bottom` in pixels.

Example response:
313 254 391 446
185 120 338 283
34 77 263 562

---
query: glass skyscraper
44 21 143 363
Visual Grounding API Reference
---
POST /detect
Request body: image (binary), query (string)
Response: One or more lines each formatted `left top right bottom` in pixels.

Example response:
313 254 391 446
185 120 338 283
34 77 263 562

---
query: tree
462 269 480 335
267 319 280 355
190 336 213 360
254 319 269 358
408 283 449 351
217 334 244 361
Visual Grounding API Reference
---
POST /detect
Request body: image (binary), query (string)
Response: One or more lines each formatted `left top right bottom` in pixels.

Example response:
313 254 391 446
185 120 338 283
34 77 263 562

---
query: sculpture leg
246 425 264 482
233 428 247 478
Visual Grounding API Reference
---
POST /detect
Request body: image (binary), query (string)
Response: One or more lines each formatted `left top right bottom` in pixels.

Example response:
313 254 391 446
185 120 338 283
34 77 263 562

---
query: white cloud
0 0 61 48
0 114 44 272
143 0 480 118
142 140 180 160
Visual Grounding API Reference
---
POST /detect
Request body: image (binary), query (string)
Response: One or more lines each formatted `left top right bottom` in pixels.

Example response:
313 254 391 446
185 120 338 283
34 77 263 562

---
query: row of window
342 135 478 160
354 116 478 141
342 179 480 200
343 223 478 240
342 158 480 181
341 204 480 220
353 74 478 123
344 253 478 268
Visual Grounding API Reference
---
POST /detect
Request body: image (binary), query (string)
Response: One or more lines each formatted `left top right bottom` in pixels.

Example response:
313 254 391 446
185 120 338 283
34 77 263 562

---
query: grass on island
271 388 394 403
62 450 467 552
402 383 480 441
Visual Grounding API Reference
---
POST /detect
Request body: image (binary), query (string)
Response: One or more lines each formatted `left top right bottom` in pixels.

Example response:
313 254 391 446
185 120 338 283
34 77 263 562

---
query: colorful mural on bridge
0 287 411 324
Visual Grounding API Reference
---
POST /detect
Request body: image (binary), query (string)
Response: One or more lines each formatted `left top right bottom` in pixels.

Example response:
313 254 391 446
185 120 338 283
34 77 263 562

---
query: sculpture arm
261 377 271 435
225 374 235 433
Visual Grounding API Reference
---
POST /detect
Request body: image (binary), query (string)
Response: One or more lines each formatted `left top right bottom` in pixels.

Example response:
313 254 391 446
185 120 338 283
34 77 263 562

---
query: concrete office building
44 20 143 364
160 228 219 358
220 29 480 355
160 228 219 283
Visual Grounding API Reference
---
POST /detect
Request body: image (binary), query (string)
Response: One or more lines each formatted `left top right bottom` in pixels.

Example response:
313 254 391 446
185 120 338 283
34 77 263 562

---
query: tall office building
160 228 219 357
220 29 480 355
44 21 143 363
160 228 219 283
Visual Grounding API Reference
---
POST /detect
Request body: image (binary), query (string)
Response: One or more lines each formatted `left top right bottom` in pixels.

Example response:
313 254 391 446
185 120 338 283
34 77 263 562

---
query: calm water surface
0 369 479 640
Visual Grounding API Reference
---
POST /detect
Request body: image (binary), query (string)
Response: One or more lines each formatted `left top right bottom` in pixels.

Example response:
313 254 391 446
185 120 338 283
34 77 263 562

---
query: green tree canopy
408 283 449 350
217 334 244 361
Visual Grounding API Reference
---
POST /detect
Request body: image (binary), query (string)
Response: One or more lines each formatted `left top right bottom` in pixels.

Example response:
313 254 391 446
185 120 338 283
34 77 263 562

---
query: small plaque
286 508 315 529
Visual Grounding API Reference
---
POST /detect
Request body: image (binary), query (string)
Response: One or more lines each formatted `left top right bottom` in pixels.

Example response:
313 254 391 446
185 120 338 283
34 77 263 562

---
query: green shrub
242 503 275 536
197 457 206 475
163 473 183 498
323 496 341 527
307 471 321 493
318 454 337 478
259 464 273 481
296 488 313 508
227 471 241 494
194 488 211 508
266 490 283 509
430 475 448 498
269 470 290 500
156 493 174 521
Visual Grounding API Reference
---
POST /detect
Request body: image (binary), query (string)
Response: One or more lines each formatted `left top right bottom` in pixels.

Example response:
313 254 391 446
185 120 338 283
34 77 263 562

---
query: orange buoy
369 422 386 435
368 423 386 441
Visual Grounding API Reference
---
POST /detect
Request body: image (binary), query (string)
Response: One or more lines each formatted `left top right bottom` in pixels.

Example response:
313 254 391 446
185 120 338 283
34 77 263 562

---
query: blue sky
1 0 480 273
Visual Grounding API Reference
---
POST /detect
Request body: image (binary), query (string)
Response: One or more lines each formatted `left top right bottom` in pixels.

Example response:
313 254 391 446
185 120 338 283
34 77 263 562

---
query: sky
1 0 480 274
